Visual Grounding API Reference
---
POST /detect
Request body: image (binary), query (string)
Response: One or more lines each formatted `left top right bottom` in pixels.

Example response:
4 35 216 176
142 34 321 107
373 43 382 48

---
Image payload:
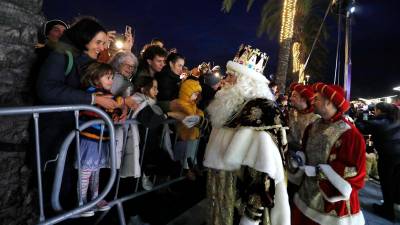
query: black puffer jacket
357 115 400 157
155 66 181 112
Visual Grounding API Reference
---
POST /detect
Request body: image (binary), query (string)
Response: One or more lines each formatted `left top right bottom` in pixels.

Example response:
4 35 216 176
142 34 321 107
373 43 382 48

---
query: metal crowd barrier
0 105 197 225
0 105 117 225
94 118 186 225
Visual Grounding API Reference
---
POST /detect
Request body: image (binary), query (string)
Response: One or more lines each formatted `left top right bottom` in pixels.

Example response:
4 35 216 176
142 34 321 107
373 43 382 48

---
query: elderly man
203 44 290 225
290 82 366 225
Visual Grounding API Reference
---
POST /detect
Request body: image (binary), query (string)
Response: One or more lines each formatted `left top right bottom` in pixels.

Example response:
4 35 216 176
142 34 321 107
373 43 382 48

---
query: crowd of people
32 16 400 225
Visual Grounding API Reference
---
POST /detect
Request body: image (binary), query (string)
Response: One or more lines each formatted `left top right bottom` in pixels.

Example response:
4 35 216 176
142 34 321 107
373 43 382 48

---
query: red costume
291 83 367 225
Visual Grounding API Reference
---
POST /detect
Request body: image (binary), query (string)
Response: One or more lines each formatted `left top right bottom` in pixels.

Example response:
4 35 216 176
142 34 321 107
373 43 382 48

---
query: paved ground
168 179 400 225
359 180 400 225
54 176 399 225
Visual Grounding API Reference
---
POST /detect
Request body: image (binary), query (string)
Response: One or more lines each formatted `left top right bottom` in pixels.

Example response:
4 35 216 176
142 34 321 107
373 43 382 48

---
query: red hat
312 82 350 113
289 83 315 107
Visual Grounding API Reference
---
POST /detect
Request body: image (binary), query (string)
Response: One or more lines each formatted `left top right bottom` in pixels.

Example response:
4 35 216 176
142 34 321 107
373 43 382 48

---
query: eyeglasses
122 63 135 70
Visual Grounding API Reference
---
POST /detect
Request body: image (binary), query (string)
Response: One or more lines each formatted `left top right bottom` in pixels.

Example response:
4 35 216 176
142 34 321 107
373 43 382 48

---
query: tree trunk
0 1 44 224
275 38 292 94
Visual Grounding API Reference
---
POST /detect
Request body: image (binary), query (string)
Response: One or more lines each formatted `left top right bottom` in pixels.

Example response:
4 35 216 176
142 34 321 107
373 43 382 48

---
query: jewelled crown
232 44 269 74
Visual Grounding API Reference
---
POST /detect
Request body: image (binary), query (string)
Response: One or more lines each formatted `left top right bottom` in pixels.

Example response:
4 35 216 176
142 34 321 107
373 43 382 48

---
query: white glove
182 115 200 128
239 215 260 225
300 165 317 177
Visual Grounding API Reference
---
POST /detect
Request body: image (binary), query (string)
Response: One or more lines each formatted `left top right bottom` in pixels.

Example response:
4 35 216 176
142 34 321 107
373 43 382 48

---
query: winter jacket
36 36 95 166
357 115 400 157
177 79 204 140
155 66 181 112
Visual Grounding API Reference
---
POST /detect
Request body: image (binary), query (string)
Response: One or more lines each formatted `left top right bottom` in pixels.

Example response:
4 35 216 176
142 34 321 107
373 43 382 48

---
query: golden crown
232 44 269 74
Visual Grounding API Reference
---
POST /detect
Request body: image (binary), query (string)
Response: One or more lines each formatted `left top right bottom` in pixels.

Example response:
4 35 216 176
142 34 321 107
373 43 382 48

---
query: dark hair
166 52 185 65
134 76 156 96
81 62 113 88
268 81 278 88
150 38 164 45
137 45 168 73
375 102 400 122
64 17 106 52
142 45 167 61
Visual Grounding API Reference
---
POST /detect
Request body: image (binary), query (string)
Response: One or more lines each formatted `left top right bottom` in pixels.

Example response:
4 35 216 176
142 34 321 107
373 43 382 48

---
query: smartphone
125 25 134 37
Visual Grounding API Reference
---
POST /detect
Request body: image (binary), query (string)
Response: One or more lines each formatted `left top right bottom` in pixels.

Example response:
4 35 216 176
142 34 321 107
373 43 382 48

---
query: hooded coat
177 79 204 140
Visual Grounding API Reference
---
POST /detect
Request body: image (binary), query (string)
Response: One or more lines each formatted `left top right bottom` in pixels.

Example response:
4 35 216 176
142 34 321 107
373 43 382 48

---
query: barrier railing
0 105 195 225
0 105 117 225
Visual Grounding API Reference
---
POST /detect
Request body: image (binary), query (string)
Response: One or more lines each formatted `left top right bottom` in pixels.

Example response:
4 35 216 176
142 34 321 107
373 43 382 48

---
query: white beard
207 74 274 128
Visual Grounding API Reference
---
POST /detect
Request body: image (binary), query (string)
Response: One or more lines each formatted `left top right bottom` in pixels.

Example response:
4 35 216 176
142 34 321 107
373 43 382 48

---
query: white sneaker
96 200 111 211
142 174 154 191
80 209 95 217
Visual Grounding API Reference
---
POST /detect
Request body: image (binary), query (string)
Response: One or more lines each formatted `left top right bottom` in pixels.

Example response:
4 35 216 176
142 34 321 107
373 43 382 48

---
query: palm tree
222 0 330 91
0 0 44 224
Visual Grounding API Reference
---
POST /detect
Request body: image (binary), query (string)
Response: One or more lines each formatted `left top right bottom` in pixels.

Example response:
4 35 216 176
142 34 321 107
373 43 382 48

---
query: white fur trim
239 216 260 225
203 128 238 170
204 127 291 225
294 194 365 225
226 61 270 84
222 128 285 182
318 164 352 202
270 181 291 225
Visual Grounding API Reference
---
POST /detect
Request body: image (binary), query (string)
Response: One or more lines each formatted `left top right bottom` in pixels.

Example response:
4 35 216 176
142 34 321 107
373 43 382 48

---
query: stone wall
0 1 44 224
0 0 44 144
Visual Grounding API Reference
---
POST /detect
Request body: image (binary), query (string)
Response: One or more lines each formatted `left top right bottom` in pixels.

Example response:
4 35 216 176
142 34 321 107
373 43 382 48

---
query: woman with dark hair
357 102 400 221
155 52 185 112
35 17 118 212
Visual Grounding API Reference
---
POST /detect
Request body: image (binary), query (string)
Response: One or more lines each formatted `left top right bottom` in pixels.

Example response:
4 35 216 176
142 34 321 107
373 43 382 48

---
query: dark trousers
378 154 400 215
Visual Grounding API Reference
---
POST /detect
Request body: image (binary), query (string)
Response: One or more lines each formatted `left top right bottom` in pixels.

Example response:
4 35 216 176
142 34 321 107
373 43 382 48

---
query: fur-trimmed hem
294 194 365 225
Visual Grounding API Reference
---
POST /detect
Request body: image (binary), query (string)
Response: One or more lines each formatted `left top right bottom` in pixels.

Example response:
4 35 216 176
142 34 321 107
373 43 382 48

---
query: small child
120 76 184 190
78 62 124 216
176 78 205 177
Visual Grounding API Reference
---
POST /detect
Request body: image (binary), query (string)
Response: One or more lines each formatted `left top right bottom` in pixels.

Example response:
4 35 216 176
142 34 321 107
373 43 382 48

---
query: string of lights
279 0 298 43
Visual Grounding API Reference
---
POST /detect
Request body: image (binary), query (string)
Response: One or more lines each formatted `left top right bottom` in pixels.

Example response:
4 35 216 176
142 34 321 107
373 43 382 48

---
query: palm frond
246 0 256 12
221 0 237 13
257 0 282 40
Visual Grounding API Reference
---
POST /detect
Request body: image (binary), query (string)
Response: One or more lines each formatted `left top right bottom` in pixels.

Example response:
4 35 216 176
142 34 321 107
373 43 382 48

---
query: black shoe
373 203 395 221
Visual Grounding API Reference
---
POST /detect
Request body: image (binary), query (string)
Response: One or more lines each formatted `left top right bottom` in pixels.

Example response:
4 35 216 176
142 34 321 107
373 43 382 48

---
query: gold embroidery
247 107 263 121
344 167 358 178
329 154 337 162
334 140 342 148
328 209 338 216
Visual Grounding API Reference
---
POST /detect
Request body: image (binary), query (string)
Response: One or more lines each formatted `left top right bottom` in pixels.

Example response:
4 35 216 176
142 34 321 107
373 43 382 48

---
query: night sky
43 0 399 99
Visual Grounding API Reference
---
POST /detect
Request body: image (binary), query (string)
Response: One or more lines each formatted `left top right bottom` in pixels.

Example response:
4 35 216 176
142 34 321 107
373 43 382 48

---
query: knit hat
312 82 350 113
289 83 315 108
44 19 68 37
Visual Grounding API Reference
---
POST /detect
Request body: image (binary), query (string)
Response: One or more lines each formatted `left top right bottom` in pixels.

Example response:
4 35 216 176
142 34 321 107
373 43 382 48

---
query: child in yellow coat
176 78 204 171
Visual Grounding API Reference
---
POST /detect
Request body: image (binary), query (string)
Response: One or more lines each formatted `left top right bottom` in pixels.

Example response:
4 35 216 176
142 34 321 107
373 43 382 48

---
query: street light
350 6 355 13
305 74 310 85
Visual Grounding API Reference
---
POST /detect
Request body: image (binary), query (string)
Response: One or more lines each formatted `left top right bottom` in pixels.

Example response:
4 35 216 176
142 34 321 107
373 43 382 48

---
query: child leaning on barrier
176 77 207 180
77 62 126 216
120 76 185 190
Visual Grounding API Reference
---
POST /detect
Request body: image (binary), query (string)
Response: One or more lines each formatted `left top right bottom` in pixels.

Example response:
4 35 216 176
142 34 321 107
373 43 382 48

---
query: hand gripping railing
0 105 117 225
